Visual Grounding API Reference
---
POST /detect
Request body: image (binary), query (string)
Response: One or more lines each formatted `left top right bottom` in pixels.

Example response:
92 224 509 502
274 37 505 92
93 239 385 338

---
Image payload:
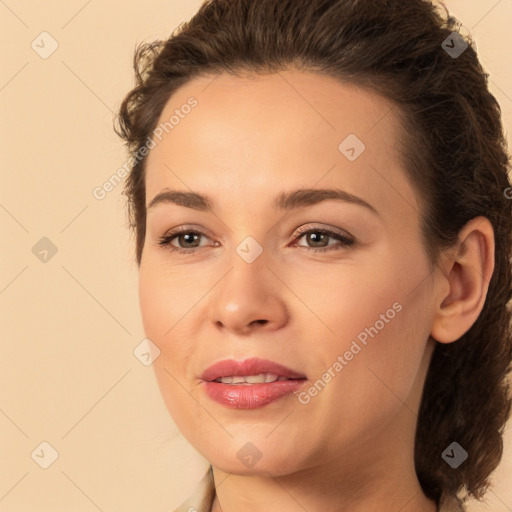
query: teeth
245 375 266 384
216 374 290 384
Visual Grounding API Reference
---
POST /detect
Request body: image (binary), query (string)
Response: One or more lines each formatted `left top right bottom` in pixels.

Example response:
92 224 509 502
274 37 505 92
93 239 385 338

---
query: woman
115 0 512 510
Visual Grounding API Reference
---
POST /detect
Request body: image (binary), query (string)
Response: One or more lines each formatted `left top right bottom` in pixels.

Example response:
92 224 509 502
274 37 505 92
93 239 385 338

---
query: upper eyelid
162 224 351 238
294 224 352 238
160 224 354 246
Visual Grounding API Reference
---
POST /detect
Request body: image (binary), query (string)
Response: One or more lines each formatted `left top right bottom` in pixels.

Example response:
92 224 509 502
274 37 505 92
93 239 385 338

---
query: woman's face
139 69 442 476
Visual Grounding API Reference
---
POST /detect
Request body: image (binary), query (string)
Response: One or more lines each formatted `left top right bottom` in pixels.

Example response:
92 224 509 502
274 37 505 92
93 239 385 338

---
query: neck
210 438 438 512
209 342 438 512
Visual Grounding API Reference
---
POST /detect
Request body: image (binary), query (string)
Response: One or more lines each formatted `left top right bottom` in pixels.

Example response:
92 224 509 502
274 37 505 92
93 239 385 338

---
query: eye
155 225 355 255
156 226 215 255
292 226 355 253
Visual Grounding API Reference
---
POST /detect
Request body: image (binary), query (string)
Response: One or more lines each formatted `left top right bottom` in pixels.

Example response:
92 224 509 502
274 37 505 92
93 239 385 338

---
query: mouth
200 357 307 383
212 374 302 384
200 358 307 409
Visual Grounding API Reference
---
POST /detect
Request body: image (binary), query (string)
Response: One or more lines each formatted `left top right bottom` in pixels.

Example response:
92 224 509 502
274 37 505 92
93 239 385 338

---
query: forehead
144 69 419 220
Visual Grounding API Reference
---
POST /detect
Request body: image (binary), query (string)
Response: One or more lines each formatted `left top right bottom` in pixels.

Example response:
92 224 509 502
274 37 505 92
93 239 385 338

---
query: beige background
1 1 511 510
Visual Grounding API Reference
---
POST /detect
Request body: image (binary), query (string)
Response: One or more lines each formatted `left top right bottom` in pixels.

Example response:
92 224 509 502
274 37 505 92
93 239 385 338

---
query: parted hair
115 0 512 507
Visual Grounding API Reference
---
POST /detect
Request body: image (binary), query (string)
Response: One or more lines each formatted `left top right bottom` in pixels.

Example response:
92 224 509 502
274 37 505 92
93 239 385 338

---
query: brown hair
115 0 512 506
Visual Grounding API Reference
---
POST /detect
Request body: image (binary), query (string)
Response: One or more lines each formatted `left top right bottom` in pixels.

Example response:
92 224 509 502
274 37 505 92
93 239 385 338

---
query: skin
138 69 495 512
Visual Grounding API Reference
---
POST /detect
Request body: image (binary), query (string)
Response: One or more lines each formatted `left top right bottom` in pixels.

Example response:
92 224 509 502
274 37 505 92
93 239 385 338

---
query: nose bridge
235 233 266 265
221 239 271 306
208 238 288 332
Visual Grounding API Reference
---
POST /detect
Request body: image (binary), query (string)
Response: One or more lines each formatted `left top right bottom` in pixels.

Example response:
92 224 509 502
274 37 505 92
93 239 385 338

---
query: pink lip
200 357 307 410
200 357 306 381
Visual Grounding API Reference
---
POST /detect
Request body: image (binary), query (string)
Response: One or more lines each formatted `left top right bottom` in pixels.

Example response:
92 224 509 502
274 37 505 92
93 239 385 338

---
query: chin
212 456 300 477
200 439 307 477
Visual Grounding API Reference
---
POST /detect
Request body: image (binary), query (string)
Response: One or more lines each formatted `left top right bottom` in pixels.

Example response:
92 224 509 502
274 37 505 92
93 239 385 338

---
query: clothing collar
172 465 215 512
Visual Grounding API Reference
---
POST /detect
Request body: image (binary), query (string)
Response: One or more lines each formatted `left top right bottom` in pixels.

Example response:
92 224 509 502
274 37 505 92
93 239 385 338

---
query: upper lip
200 357 307 382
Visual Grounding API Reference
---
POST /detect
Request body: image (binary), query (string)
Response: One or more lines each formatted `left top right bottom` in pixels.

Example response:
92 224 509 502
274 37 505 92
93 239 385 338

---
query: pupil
308 232 327 247
182 233 199 247
178 232 329 249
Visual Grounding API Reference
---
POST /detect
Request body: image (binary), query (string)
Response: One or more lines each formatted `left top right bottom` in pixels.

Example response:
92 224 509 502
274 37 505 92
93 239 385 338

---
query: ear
430 216 495 344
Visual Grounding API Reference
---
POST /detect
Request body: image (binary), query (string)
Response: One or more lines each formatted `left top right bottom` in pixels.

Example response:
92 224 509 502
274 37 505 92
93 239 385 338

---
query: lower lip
203 379 307 409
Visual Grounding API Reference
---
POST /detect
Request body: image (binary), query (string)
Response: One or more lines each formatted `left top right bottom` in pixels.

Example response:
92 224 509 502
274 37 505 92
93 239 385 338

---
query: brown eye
157 228 213 254
294 228 355 253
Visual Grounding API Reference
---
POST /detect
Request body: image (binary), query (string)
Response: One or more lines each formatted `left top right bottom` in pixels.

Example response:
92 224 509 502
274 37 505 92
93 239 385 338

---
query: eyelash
156 225 355 255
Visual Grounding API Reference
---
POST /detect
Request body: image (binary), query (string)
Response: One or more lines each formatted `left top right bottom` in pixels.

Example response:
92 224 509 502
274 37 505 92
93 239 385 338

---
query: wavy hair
115 0 512 507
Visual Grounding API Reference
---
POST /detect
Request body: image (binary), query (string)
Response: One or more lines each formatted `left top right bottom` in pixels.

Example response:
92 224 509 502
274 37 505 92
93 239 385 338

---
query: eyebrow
147 188 379 216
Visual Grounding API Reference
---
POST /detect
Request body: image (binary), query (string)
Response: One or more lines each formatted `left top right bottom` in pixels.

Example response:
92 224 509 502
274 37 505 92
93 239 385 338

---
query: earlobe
430 216 495 344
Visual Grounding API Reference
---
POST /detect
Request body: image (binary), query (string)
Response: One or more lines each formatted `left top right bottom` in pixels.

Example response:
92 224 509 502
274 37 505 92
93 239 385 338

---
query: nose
208 253 289 335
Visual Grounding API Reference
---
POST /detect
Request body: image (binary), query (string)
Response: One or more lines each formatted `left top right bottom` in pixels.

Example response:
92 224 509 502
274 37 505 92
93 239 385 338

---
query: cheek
138 262 197 396
286 257 402 353
292 247 432 412
341 300 430 446
138 266 200 433
138 260 200 348
138 259 165 335
295 234 429 354
296 297 431 455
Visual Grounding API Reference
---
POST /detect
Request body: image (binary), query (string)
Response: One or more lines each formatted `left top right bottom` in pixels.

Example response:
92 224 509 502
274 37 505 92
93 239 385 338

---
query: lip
200 357 307 410
200 357 306 382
